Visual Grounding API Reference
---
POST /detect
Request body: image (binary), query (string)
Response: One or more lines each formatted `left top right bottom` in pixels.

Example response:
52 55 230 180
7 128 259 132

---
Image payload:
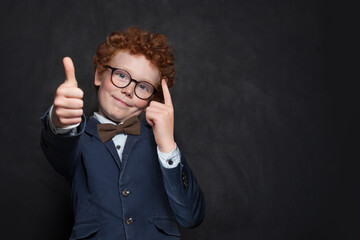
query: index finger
161 79 172 106
63 57 77 86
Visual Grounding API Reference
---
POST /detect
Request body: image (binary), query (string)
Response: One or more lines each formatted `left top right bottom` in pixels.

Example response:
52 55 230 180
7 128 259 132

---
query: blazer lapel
85 117 122 170
119 122 149 174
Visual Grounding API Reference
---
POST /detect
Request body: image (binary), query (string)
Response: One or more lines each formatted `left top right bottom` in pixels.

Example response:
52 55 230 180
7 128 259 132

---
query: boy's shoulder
139 119 154 138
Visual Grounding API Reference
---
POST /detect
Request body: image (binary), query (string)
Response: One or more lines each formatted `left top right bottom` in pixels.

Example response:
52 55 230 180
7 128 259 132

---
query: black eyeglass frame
104 65 158 100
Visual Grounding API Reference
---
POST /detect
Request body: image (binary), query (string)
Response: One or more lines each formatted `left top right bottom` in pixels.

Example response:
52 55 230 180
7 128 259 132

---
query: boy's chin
106 112 142 124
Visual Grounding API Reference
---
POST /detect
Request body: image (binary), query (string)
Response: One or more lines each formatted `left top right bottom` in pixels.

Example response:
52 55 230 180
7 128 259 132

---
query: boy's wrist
158 140 176 154
48 105 80 134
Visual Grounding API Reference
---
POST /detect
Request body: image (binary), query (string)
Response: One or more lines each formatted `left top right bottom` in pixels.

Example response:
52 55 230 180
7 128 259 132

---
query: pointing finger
162 79 172 106
63 57 77 87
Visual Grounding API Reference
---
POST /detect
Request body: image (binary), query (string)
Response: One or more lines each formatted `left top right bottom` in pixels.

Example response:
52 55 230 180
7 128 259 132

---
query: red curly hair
93 27 175 101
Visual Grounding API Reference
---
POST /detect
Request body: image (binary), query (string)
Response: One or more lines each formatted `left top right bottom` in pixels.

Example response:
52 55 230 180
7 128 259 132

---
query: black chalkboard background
0 0 358 239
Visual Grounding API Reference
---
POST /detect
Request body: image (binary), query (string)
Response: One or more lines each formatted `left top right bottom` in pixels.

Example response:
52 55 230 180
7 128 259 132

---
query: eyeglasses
104 65 158 100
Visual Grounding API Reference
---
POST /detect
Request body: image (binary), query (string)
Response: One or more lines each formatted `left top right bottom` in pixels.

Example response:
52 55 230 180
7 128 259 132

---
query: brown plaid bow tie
97 116 140 143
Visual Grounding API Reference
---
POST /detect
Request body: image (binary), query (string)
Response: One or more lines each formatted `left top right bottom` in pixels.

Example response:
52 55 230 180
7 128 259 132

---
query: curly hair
93 27 175 101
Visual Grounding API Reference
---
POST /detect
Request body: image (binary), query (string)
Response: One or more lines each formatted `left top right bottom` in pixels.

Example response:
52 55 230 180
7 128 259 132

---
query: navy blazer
41 112 205 240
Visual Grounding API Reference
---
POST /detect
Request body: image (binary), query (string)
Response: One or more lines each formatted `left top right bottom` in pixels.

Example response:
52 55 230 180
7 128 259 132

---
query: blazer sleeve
40 109 86 182
160 155 206 228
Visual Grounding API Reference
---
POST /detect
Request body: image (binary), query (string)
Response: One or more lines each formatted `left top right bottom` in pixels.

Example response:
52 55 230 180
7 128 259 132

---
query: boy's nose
121 82 135 98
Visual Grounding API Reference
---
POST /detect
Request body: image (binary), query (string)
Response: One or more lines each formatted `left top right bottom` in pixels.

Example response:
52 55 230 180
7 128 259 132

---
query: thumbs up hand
145 79 176 153
52 57 84 128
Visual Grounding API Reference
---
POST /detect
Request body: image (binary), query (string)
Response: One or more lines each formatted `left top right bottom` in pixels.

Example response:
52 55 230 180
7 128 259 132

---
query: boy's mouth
113 96 131 107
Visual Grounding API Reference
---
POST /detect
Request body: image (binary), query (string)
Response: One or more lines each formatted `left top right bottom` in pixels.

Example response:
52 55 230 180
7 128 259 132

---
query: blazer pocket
153 218 181 237
70 222 100 240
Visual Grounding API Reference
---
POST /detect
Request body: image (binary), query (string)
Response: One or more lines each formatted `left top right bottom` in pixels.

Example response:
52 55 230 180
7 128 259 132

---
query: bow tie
97 116 140 143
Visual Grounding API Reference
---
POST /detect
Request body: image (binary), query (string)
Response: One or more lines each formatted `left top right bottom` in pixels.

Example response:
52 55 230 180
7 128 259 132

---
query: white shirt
48 106 180 168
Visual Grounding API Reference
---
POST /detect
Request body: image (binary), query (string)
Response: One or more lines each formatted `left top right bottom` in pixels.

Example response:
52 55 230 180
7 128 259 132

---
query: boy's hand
52 57 84 128
146 79 176 153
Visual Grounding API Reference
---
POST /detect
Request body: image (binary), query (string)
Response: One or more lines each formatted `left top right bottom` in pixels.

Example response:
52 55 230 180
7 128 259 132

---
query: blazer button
182 169 189 190
181 169 187 179
126 217 133 224
122 189 130 197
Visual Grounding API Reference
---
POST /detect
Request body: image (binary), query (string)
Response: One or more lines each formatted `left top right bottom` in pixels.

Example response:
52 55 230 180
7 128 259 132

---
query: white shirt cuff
48 105 80 135
157 143 181 169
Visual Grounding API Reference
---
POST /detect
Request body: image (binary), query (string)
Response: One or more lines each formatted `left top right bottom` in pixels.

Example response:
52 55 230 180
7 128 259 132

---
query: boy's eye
116 72 126 79
113 70 129 82
138 84 150 92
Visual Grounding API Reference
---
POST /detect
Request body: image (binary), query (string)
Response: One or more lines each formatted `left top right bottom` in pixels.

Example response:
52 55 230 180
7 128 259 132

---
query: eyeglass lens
112 69 155 99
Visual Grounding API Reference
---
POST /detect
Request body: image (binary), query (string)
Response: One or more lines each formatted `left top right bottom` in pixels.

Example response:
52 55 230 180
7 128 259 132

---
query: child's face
94 51 160 123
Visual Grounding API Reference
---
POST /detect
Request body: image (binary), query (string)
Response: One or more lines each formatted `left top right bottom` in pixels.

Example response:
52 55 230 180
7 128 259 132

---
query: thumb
63 57 77 87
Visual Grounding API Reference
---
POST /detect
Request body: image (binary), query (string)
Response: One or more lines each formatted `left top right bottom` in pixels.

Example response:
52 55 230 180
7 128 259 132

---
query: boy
41 27 205 240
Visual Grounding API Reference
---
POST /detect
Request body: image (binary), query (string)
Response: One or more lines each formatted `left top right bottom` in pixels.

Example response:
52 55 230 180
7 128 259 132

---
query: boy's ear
94 68 102 86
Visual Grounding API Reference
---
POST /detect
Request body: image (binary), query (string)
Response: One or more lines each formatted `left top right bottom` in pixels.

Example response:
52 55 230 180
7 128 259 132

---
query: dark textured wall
0 0 358 239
